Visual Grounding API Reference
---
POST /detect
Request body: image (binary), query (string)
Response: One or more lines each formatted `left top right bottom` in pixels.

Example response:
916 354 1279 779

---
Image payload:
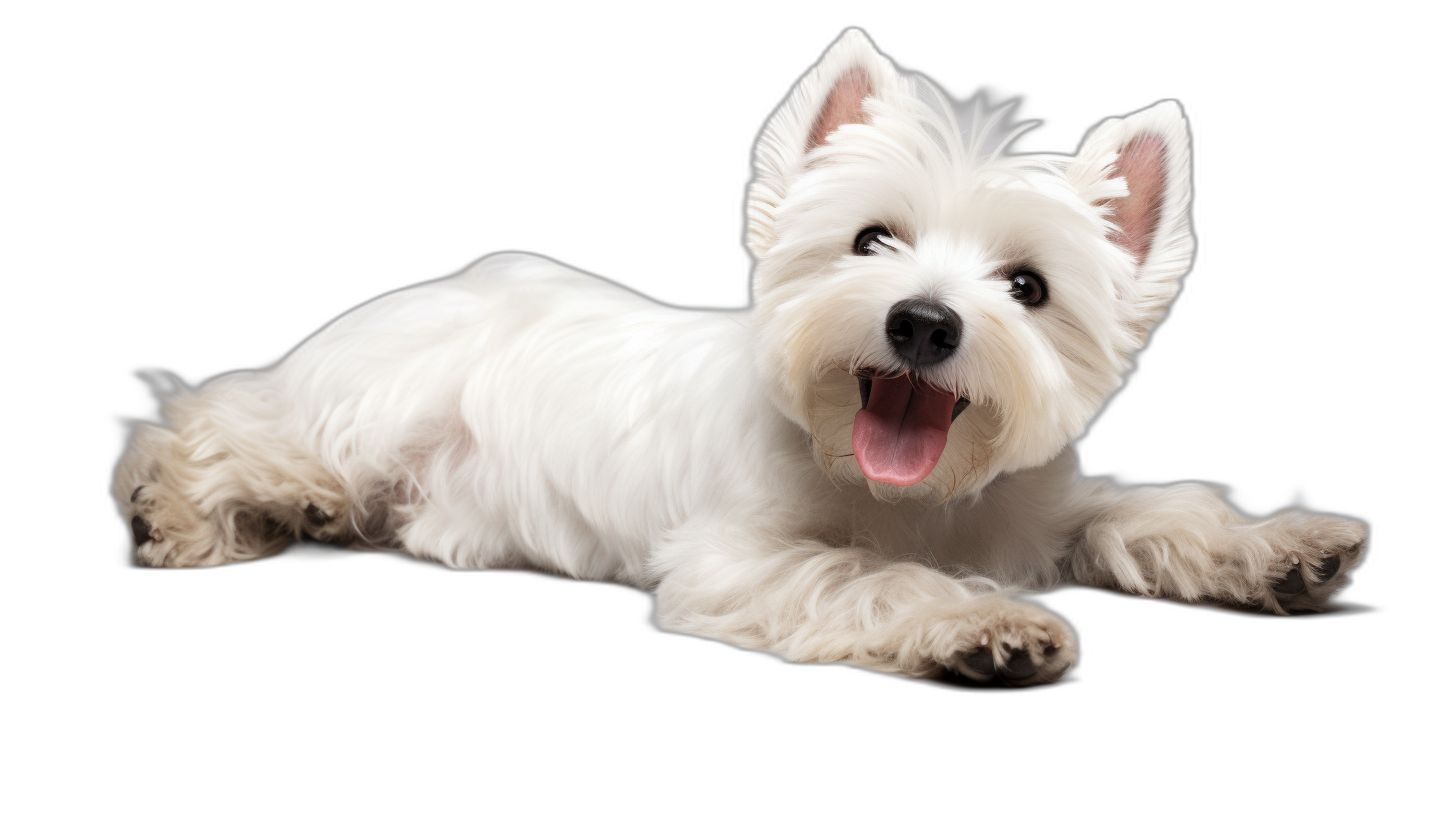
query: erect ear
746 28 903 260
1068 100 1195 339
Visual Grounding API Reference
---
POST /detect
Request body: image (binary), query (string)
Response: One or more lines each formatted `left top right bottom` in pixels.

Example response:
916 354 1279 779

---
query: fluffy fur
114 30 1365 685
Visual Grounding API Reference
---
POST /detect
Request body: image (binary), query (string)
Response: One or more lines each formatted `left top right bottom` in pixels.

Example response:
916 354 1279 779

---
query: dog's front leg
651 526 1076 684
1064 481 1366 613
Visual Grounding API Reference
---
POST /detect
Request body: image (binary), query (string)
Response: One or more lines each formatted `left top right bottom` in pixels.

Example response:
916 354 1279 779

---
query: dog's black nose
885 299 961 368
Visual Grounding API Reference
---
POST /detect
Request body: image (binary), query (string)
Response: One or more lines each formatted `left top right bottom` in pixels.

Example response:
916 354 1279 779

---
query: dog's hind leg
650 523 1077 685
115 374 357 567
1063 481 1367 613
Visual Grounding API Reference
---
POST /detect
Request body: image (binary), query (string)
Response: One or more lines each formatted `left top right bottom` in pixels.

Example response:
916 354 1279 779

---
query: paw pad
304 503 332 526
951 643 1058 685
1000 648 1037 682
1273 554 1345 597
130 515 153 547
1312 555 1340 582
961 648 994 676
1272 567 1305 595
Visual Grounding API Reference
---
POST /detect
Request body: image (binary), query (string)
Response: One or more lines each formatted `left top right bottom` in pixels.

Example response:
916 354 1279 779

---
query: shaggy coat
114 30 1365 685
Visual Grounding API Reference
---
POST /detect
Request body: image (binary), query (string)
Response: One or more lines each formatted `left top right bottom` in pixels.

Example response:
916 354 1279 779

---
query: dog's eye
1009 269 1048 307
853 226 893 256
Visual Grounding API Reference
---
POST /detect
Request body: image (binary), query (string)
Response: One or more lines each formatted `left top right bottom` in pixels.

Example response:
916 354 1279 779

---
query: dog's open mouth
853 375 970 487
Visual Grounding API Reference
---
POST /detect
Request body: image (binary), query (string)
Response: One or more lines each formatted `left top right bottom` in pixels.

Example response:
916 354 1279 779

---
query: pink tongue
852 376 958 486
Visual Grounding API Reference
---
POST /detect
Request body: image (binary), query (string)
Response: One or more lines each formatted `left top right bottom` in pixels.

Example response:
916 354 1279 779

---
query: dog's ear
1068 101 1195 341
746 28 902 260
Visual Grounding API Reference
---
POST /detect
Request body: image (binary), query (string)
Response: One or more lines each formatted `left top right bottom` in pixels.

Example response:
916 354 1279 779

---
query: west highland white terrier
115 29 1365 685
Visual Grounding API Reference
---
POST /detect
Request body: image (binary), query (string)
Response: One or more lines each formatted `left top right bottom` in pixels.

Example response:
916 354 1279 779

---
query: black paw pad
961 648 995 677
1312 555 1340 584
130 515 153 547
1001 648 1037 682
1272 567 1305 595
305 503 332 526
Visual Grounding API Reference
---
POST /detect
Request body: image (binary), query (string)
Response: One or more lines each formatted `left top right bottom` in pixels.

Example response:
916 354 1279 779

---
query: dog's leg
115 375 357 567
651 526 1076 684
1063 481 1366 613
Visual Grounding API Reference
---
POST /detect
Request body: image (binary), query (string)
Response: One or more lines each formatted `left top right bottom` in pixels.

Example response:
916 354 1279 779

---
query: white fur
114 29 1365 684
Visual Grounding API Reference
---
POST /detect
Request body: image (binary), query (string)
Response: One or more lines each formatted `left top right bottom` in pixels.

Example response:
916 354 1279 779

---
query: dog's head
748 29 1194 501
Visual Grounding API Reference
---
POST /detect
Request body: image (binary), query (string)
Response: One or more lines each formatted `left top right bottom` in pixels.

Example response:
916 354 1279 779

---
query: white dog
114 29 1365 685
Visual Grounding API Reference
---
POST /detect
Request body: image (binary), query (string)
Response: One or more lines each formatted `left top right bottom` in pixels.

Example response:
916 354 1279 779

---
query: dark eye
1009 268 1048 307
853 226 893 256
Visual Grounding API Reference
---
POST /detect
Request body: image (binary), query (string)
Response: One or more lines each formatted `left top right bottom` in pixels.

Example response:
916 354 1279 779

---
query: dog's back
119 252 819 579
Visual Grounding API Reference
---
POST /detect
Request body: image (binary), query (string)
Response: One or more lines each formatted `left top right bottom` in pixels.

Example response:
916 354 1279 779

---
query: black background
79 14 1397 725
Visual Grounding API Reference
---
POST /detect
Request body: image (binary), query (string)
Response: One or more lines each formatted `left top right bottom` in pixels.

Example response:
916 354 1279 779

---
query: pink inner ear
1107 134 1167 265
807 68 873 151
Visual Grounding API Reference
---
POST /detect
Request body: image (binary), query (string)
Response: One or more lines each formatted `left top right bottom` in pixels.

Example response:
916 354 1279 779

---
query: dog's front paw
1260 512 1367 613
943 597 1076 687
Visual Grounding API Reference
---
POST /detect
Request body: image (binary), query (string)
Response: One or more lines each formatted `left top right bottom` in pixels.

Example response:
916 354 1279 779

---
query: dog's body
115 30 1365 685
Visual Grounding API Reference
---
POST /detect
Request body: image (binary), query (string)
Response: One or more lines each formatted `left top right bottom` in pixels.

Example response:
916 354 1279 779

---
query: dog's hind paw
122 482 219 567
120 481 293 568
127 484 160 547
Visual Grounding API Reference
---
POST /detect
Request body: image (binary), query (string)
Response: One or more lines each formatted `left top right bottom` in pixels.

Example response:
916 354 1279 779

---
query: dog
114 29 1365 685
